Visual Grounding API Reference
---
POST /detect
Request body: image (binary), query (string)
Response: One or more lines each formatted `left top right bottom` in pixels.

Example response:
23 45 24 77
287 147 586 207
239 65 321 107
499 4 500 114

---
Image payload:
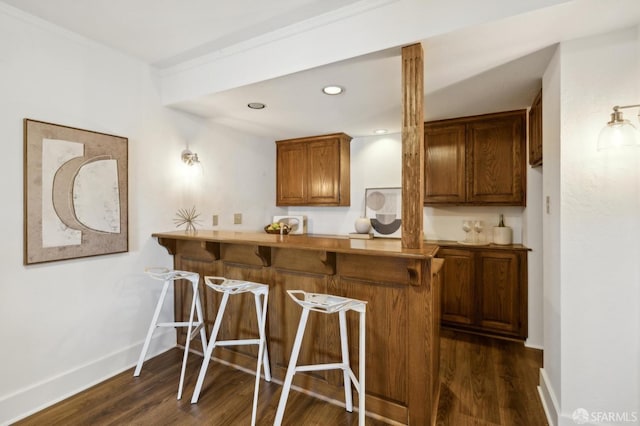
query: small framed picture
365 187 402 238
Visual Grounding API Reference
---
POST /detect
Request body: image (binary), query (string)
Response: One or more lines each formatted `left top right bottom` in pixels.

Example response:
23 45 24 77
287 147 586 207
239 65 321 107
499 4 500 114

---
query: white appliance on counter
273 215 307 234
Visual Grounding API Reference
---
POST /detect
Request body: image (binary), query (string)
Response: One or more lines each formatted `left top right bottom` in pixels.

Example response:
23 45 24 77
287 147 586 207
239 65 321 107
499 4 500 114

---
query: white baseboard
525 340 544 350
538 368 559 426
0 331 175 426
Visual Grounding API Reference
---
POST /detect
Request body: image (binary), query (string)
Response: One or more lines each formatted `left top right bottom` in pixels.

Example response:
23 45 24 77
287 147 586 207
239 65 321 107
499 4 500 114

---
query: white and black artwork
365 187 401 238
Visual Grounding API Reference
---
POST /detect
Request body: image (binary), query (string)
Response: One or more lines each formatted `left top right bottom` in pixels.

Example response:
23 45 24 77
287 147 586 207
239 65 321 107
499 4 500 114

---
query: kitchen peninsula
152 230 441 425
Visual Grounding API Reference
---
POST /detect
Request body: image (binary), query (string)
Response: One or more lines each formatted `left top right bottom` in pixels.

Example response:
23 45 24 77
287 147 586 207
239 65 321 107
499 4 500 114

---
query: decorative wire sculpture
174 206 201 233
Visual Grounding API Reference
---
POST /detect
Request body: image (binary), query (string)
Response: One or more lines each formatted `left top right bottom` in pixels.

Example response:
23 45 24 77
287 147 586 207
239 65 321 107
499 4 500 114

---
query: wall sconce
181 149 200 166
598 104 640 150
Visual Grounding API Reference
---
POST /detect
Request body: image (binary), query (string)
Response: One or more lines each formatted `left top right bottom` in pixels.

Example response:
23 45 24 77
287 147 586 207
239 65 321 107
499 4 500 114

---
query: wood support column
401 43 424 249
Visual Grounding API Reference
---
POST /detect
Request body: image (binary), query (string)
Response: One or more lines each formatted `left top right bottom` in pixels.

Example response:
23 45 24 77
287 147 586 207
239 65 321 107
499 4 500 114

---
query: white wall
540 44 563 425
560 26 639 424
0 5 277 423
176 119 285 231
541 27 640 426
524 137 544 350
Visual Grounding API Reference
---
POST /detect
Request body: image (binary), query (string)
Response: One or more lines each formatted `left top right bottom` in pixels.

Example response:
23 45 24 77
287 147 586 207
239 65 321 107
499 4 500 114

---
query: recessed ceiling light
247 102 266 109
322 85 344 95
374 129 388 135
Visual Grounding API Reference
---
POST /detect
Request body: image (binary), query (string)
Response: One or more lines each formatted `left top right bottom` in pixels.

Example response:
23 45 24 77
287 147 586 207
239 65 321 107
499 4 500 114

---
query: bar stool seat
191 277 271 426
133 267 207 400
274 290 367 426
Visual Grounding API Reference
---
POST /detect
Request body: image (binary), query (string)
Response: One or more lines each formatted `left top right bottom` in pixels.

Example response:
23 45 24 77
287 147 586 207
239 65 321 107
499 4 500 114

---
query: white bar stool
274 290 367 426
133 267 207 400
191 277 271 426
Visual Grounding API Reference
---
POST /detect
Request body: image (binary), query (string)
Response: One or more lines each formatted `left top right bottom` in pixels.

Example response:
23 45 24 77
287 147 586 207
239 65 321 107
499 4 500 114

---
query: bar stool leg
274 307 310 426
191 291 230 403
254 291 271 382
193 288 208 353
255 292 271 382
177 277 201 400
338 309 353 412
358 310 366 426
134 279 170 377
250 291 269 426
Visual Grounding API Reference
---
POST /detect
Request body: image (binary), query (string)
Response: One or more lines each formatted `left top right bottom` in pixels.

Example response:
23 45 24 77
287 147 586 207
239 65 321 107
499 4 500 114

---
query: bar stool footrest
156 321 204 328
295 362 351 373
214 338 261 347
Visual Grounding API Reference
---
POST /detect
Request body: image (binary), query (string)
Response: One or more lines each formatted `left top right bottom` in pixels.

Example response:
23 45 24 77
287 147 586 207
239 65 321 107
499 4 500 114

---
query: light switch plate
212 215 218 226
546 196 550 214
234 213 242 224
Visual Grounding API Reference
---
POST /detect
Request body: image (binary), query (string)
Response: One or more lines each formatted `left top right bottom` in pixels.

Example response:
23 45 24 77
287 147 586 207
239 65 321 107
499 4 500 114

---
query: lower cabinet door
476 250 520 335
439 248 475 326
438 247 527 340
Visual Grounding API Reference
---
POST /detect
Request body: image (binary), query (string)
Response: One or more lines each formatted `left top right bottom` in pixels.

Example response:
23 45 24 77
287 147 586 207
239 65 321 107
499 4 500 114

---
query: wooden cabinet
437 245 528 339
467 114 526 204
424 123 466 203
156 231 441 425
276 133 351 206
477 250 521 336
424 110 526 206
276 141 306 204
529 88 543 167
439 248 475 326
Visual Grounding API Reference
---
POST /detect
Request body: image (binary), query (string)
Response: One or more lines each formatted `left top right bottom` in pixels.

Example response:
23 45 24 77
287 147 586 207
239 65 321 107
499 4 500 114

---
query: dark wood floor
15 329 547 425
436 329 547 426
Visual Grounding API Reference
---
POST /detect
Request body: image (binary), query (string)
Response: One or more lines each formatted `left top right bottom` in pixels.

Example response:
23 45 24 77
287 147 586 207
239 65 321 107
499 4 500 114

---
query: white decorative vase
493 226 513 245
354 217 371 234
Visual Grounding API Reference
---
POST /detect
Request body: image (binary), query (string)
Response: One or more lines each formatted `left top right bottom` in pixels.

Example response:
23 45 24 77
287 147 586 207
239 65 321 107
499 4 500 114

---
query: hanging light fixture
597 104 640 150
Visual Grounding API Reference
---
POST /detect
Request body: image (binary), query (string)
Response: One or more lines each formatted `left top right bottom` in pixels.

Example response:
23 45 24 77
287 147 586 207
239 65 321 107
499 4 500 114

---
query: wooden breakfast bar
152 230 442 425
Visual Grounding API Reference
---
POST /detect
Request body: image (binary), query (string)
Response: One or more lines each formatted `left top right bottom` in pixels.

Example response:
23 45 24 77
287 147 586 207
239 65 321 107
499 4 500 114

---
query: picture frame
365 187 402 238
24 119 128 264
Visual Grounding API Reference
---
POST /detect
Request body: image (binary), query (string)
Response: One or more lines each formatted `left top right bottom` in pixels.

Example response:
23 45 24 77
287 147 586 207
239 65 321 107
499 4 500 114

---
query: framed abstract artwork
24 119 128 264
365 187 402 238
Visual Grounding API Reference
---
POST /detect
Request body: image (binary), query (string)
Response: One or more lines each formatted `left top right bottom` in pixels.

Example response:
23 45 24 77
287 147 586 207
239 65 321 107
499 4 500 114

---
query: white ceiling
1 0 362 67
4 0 640 140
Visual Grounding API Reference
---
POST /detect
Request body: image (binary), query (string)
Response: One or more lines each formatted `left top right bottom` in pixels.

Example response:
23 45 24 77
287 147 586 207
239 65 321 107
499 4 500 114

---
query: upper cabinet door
307 139 341 204
466 111 526 205
424 110 527 206
424 123 466 203
276 141 307 205
529 89 543 167
276 133 351 206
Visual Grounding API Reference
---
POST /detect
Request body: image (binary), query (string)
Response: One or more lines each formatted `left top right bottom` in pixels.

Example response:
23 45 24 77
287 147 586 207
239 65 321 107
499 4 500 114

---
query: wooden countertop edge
431 258 444 275
152 230 439 260
427 239 531 251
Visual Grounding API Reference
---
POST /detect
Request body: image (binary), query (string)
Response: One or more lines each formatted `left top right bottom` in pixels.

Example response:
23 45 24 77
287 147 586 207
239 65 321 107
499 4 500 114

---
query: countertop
427 239 531 251
152 230 439 260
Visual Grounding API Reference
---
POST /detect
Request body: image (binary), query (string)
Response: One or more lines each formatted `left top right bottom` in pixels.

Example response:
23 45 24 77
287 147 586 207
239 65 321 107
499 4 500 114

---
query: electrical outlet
212 215 218 226
234 213 242 224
